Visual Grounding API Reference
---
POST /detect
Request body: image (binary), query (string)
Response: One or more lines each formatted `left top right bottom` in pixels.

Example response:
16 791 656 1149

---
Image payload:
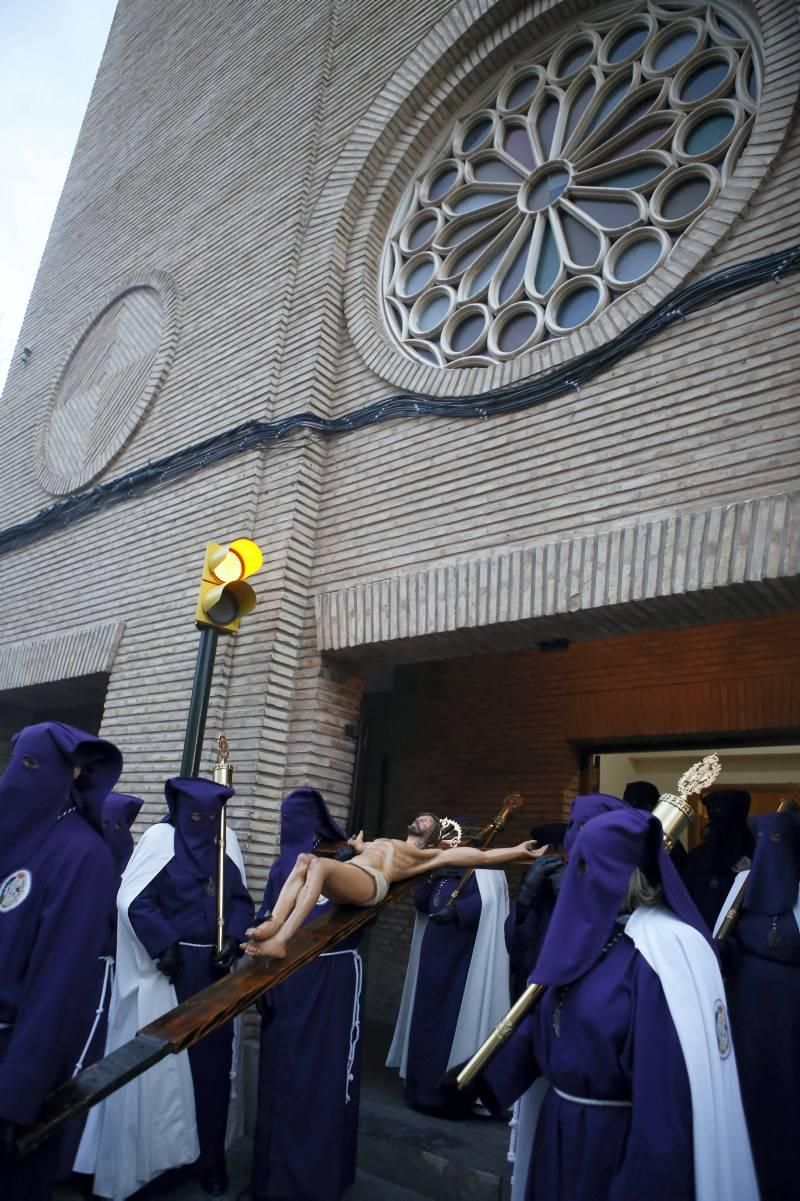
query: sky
0 0 118 391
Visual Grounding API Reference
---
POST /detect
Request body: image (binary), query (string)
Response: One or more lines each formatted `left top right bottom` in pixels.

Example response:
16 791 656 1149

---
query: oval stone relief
37 272 178 495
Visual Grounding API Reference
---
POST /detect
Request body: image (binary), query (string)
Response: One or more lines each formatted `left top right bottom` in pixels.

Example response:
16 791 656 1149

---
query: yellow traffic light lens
206 595 238 624
196 538 263 632
208 538 263 583
229 538 263 577
212 549 246 583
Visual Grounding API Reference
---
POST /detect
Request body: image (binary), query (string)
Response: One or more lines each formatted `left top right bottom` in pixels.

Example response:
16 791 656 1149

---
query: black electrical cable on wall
1 242 797 558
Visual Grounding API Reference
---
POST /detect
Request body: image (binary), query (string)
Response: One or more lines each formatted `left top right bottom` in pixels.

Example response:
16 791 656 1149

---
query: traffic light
195 538 264 632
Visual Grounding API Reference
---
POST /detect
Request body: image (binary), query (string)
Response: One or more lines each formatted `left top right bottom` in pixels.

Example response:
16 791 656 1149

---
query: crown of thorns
439 817 463 847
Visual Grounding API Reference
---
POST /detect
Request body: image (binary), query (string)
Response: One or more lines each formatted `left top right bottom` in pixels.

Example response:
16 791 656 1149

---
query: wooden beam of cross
17 791 523 1159
16 875 419 1157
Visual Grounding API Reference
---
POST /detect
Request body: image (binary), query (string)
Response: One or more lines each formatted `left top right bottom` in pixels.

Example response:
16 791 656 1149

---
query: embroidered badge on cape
714 998 732 1059
0 869 32 912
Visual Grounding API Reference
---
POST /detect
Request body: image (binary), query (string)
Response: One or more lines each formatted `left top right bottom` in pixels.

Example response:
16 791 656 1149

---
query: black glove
333 845 356 862
0 1119 19 1166
211 934 241 972
429 904 457 925
156 942 183 984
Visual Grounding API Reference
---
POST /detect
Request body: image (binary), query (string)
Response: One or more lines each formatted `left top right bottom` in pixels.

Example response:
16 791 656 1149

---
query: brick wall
0 0 797 945
363 610 800 1024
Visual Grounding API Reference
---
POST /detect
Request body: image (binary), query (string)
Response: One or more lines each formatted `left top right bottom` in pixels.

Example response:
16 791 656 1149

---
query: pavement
56 1149 436 1201
54 1022 510 1201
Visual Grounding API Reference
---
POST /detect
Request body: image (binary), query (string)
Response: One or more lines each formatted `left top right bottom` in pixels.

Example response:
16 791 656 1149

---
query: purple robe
683 790 754 931
726 811 800 1201
404 870 482 1116
506 825 567 999
128 777 253 1175
482 808 710 1201
252 788 364 1201
0 723 121 1201
61 792 143 1179
485 940 694 1201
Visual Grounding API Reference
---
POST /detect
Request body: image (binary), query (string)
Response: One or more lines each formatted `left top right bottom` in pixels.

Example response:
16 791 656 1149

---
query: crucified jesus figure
242 812 549 960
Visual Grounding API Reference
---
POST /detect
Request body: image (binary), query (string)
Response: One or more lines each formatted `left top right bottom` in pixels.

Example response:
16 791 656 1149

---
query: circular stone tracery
381 0 761 370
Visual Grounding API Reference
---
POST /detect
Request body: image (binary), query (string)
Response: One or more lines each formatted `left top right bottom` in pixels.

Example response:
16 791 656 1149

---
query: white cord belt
72 955 115 1076
319 948 363 1103
508 1096 521 1164
553 1085 632 1108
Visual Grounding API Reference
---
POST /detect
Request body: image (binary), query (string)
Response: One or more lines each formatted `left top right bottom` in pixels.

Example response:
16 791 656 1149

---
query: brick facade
361 610 800 1023
0 0 798 1032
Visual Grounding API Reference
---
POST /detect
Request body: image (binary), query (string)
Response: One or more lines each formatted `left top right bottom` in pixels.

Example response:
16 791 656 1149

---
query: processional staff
457 753 723 1089
445 792 524 900
211 734 233 955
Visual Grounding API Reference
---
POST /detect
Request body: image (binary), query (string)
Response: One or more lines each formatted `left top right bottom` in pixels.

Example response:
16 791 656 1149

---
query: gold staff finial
652 752 722 851
212 734 233 786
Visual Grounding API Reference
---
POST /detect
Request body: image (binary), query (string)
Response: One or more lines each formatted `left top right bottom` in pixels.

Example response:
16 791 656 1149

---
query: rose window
381 2 760 369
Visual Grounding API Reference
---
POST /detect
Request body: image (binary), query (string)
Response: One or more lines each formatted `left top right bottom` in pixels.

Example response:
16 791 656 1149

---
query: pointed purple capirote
563 792 628 856
0 722 122 875
101 791 143 876
683 789 755 930
535 807 710 988
274 785 347 877
252 788 362 1201
164 775 235 881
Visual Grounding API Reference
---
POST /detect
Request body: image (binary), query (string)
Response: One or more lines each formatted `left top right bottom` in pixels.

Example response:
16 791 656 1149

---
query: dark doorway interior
0 672 110 770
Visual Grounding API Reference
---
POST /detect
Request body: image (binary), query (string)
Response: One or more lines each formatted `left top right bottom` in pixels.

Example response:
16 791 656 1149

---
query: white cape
507 908 759 1201
627 906 759 1201
713 869 800 936
88 822 247 1201
386 868 510 1075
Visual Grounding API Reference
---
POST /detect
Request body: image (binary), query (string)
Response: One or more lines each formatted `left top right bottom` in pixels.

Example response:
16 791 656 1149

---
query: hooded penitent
388 811 510 1118
0 722 122 877
101 792 143 876
563 792 627 856
683 789 755 930
0 723 120 1201
723 810 800 1201
165 775 235 879
506 822 568 998
622 780 660 811
535 807 709 987
92 775 253 1198
252 788 363 1201
482 808 757 1201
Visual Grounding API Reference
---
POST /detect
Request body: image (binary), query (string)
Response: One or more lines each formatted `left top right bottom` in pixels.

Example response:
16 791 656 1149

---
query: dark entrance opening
0 673 110 771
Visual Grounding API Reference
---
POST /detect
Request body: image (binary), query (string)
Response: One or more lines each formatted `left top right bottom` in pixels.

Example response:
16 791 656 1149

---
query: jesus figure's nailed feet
245 916 279 942
241 934 287 960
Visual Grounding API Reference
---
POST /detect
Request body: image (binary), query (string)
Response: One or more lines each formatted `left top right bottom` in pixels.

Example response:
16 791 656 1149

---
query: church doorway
0 672 109 770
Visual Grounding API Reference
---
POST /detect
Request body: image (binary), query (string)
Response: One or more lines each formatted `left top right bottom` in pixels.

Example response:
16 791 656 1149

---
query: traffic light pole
180 626 220 777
